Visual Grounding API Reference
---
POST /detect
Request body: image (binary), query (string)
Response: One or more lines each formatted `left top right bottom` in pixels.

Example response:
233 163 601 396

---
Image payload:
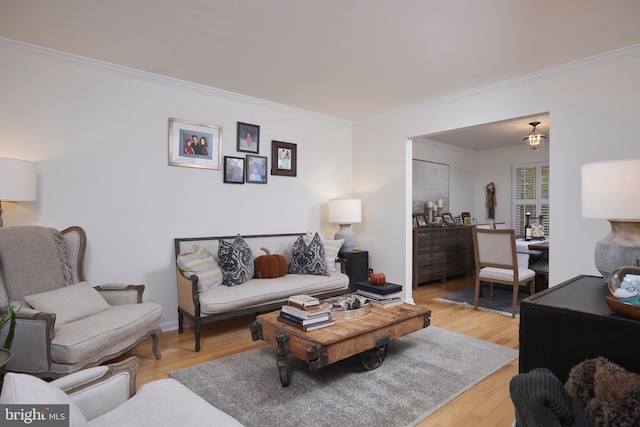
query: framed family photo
246 155 268 184
223 156 245 184
169 118 222 170
271 140 297 177
237 122 260 154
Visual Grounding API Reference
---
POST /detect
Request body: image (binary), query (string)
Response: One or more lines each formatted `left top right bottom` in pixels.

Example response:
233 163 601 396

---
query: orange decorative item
254 247 288 278
369 272 386 286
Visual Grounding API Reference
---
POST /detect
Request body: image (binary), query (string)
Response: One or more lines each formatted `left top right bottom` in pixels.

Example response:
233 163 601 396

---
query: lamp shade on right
581 159 640 280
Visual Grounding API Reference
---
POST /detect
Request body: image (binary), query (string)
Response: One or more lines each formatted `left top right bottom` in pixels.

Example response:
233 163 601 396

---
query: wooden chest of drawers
412 226 474 288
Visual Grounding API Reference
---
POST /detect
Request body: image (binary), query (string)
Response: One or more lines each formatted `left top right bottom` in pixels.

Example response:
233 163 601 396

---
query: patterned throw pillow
176 244 223 292
288 232 329 276
218 235 254 286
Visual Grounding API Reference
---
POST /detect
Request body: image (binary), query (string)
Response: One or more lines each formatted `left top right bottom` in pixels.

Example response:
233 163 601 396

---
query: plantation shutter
513 162 549 237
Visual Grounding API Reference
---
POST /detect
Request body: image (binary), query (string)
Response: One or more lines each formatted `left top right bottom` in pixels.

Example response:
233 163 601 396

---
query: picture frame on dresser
415 214 427 227
442 213 454 225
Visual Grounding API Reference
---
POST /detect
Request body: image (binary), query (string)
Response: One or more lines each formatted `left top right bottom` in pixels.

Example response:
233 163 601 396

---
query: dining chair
472 228 536 317
475 223 492 229
493 222 507 229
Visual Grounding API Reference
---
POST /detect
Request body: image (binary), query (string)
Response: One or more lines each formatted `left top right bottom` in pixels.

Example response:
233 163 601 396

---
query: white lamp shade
329 198 361 224
0 158 37 201
582 159 640 219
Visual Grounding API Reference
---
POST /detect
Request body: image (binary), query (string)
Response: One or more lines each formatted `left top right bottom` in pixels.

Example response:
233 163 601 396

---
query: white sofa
0 356 243 427
174 233 350 351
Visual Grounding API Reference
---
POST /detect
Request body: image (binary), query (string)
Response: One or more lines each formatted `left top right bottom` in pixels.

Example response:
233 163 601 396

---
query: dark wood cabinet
338 249 369 292
412 226 474 288
519 274 640 382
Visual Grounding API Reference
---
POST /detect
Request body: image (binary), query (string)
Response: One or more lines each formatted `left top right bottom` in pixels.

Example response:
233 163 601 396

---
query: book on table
354 281 403 295
367 298 404 308
277 315 335 331
288 294 320 308
281 304 331 319
279 311 330 325
356 289 402 301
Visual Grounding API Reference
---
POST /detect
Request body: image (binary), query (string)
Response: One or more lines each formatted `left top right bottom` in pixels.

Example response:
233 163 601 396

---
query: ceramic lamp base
335 224 356 253
595 219 640 280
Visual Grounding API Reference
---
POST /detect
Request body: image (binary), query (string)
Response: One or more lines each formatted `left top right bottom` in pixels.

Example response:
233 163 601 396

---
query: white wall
0 39 352 329
354 45 640 301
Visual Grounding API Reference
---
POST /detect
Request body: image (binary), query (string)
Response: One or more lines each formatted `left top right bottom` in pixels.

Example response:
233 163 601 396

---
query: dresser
412 226 474 288
519 274 640 382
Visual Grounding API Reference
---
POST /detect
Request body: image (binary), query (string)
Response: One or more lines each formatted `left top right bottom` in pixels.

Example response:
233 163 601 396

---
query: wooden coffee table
249 301 431 386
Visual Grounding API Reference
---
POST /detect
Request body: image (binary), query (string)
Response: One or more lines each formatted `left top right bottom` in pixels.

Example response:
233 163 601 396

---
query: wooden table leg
276 332 290 387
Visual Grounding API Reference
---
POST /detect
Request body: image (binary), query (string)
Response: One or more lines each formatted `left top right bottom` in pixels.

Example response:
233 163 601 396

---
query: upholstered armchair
0 225 162 378
0 357 243 426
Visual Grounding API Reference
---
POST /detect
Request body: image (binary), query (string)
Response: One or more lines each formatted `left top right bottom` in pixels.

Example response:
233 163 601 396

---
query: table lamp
0 157 37 228
581 159 640 280
329 198 361 253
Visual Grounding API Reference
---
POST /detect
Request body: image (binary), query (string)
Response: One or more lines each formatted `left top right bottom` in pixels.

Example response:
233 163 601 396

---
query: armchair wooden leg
151 329 162 359
194 318 201 352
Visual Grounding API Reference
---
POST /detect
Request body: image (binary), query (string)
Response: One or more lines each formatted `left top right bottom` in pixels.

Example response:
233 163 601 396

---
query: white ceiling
1 1 639 149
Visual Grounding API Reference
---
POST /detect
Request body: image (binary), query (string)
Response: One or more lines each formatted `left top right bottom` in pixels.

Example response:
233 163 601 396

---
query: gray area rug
169 326 518 427
437 285 533 316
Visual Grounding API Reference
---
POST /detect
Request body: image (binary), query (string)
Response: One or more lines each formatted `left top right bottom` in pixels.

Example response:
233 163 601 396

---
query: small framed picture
415 214 427 227
246 155 268 184
223 156 245 184
271 140 297 177
237 122 260 154
168 118 222 170
442 213 454 224
455 216 463 226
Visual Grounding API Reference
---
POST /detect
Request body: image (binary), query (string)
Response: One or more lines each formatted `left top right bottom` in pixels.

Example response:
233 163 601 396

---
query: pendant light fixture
523 121 548 151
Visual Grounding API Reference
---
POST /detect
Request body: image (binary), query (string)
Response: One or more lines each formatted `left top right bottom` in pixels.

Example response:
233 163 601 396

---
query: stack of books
278 295 335 331
355 281 404 308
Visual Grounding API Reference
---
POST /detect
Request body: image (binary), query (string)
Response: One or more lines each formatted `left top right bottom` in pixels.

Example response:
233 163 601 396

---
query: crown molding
0 37 351 127
362 43 640 123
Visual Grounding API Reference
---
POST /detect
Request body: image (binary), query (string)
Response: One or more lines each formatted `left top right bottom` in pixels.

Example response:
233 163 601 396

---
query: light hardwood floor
119 276 519 427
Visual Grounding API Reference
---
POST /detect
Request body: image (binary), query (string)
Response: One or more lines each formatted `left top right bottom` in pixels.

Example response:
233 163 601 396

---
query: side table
338 249 369 292
519 274 640 382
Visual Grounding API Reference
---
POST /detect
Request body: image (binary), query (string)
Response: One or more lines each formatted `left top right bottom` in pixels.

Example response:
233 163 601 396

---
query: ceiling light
523 121 548 151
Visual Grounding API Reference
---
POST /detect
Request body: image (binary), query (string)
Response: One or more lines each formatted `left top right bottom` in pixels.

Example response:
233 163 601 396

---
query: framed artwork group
169 118 297 184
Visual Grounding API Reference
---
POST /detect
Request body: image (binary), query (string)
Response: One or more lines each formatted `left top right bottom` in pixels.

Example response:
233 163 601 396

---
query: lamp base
595 219 640 280
335 224 356 253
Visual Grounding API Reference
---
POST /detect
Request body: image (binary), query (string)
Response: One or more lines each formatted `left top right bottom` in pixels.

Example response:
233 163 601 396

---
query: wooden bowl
605 296 640 320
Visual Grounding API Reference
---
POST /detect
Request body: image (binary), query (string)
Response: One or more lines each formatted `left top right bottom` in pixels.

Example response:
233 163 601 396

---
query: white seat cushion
479 267 535 283
51 303 162 365
198 271 349 315
88 378 243 427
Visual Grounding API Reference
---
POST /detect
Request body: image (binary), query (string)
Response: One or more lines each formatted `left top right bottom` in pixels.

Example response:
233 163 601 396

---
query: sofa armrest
54 356 139 421
95 284 145 305
176 267 200 317
1 310 55 375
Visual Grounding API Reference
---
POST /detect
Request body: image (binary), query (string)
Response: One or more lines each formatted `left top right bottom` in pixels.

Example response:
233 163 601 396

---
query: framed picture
223 156 245 184
442 213 454 225
455 216 463 226
168 118 222 169
415 214 427 227
246 155 268 184
237 122 260 154
271 140 297 177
